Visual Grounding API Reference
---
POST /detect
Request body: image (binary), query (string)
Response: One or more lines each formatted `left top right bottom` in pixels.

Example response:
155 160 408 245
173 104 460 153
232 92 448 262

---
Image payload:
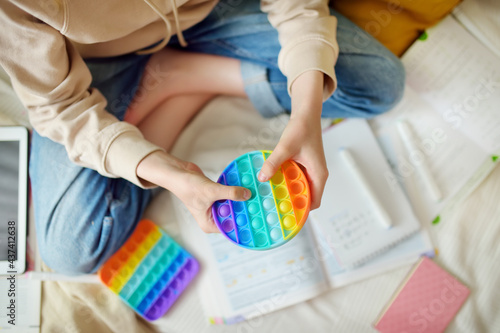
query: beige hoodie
0 0 338 187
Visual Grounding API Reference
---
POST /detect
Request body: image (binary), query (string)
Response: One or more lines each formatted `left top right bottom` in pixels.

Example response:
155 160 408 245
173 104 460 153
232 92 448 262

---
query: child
0 0 404 274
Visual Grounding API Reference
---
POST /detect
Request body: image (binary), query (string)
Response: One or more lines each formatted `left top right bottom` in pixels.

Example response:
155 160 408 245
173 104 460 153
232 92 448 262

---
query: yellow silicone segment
109 228 162 293
99 220 160 288
281 161 310 238
110 275 124 294
269 182 287 239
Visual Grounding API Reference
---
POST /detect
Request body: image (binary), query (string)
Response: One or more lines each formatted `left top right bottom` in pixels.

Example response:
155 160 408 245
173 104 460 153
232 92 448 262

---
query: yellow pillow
332 0 461 56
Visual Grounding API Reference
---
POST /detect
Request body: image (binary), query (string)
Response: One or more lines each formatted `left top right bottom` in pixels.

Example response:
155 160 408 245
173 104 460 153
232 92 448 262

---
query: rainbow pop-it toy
212 150 311 250
98 219 199 321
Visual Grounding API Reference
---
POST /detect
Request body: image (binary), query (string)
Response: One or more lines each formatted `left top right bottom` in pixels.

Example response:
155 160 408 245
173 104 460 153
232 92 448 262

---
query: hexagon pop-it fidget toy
98 219 199 321
212 150 311 250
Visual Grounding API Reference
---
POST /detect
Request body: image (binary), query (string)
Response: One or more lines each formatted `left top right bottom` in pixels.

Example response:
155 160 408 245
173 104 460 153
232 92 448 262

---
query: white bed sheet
144 96 500 333
1 1 499 329
0 87 498 333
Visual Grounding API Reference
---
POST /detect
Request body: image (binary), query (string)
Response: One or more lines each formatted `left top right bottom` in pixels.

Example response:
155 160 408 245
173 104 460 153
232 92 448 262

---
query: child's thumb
258 149 287 182
213 183 251 202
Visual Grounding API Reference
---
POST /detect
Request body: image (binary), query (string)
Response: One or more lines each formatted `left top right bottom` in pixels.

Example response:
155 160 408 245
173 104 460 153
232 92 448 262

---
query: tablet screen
0 141 20 261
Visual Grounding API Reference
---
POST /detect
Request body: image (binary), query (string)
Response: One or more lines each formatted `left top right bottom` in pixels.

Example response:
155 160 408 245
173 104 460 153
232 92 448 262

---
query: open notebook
176 204 432 324
370 15 500 225
310 119 422 268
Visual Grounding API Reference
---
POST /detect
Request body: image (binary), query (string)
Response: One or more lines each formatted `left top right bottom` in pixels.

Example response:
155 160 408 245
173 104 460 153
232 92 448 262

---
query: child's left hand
258 71 329 210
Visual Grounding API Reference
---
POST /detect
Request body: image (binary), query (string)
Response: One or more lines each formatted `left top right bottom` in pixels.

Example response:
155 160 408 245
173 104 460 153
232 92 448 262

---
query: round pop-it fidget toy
212 150 311 250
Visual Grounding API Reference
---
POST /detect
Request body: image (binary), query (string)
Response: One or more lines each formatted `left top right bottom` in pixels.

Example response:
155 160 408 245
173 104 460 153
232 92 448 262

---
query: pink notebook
374 257 469 333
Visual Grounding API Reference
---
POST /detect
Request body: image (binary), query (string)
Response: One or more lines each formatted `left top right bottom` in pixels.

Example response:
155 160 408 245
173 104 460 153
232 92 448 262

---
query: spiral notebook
311 119 421 268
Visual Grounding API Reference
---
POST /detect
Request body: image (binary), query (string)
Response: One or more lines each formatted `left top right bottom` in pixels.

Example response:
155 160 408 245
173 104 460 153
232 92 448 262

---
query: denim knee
323 52 406 119
38 216 114 275
33 170 151 275
370 55 406 114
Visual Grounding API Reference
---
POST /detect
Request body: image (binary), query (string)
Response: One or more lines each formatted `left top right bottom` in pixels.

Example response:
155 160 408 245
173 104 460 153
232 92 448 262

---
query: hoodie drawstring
137 0 187 55
169 0 187 46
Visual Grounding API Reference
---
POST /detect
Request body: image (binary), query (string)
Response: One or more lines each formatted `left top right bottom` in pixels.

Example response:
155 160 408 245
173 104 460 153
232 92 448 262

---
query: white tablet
0 126 29 274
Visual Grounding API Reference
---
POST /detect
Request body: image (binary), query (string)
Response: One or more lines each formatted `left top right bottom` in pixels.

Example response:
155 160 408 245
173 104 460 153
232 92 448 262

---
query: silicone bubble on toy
212 150 311 250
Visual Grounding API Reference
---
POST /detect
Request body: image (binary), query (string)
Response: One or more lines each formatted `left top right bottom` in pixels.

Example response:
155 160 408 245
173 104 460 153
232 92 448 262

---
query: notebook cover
374 257 469 333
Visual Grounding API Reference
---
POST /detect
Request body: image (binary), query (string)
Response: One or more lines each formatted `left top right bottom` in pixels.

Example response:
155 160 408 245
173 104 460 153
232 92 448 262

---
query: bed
1 0 499 332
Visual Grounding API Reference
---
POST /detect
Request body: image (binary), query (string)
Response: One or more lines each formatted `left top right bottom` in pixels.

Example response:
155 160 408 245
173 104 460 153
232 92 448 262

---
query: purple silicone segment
225 198 238 243
219 205 231 217
143 257 200 320
212 162 241 244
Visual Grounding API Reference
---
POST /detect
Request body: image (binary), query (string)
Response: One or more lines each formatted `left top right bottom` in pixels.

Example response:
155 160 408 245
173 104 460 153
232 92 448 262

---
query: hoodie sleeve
261 0 339 101
0 2 163 188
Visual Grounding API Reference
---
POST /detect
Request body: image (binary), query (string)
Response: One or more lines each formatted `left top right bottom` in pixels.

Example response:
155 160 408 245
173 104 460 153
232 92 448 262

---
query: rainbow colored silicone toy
98 219 199 321
212 150 311 250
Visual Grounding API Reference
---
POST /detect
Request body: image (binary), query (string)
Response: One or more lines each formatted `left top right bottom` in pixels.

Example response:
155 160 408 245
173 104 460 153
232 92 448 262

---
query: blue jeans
32 1 405 274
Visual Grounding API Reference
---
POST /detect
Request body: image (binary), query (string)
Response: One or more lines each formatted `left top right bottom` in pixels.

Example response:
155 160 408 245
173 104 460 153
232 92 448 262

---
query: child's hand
258 70 328 210
258 115 328 209
173 162 251 233
137 151 251 233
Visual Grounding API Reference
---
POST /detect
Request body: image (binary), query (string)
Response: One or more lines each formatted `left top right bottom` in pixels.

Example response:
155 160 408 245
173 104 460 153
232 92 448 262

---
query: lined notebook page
370 15 500 225
402 16 500 154
311 119 421 268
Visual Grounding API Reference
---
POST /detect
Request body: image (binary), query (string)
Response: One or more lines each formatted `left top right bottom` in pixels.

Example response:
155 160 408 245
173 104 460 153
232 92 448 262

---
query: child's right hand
136 151 251 233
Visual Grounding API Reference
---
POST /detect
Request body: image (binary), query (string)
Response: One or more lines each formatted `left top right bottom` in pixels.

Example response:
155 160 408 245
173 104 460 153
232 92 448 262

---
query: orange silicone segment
99 219 158 287
281 162 311 232
109 228 162 294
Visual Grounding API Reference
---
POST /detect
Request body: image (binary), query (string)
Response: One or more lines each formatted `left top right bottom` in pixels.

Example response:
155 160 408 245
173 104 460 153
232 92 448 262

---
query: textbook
310 119 426 269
